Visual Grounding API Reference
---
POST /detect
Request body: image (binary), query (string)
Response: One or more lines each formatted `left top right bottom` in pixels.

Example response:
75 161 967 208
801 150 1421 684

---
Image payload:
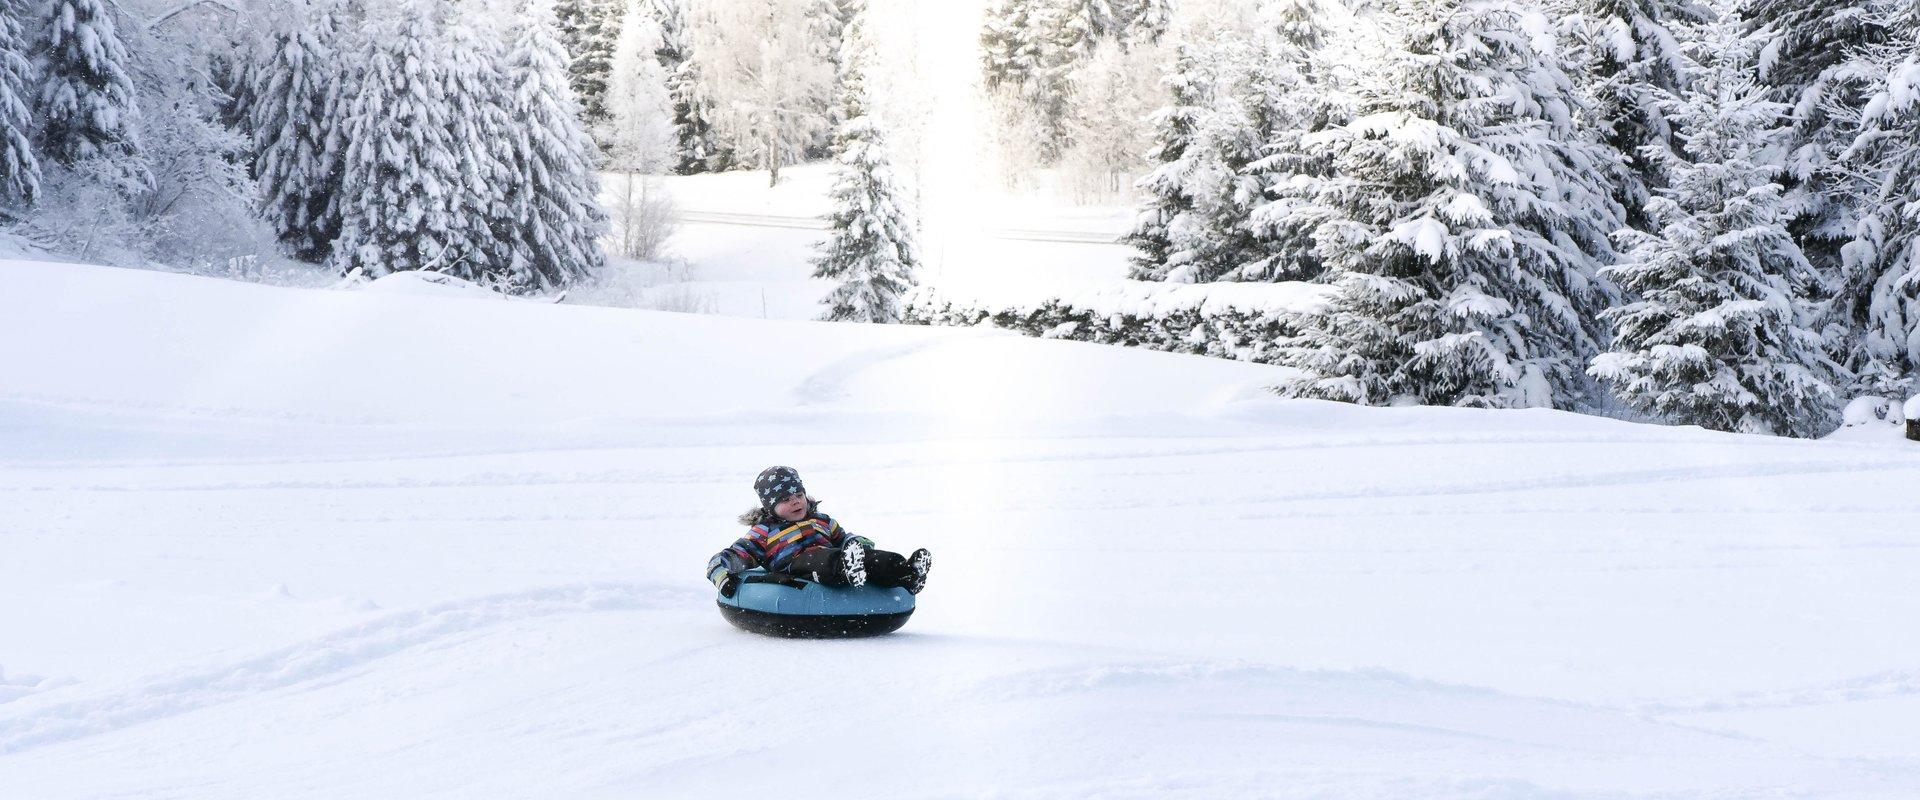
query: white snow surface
5 259 1920 798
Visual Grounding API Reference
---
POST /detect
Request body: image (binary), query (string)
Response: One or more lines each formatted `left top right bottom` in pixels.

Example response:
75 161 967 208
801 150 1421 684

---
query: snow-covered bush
902 280 1331 364
607 173 676 260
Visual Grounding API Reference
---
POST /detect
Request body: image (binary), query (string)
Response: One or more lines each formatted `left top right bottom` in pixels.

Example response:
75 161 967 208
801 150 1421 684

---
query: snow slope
5 260 1920 798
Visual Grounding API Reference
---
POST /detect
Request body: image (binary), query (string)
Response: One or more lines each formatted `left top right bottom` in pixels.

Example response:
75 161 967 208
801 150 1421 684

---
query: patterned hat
754 466 806 510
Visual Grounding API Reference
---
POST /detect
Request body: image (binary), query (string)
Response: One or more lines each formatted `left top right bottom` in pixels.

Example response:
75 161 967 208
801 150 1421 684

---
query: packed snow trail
3 261 1919 797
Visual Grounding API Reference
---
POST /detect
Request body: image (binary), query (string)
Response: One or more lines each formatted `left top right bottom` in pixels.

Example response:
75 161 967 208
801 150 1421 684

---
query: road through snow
4 261 1919 798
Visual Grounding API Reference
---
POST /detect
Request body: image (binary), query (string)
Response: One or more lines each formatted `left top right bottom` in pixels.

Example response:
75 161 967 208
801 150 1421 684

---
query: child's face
773 493 810 522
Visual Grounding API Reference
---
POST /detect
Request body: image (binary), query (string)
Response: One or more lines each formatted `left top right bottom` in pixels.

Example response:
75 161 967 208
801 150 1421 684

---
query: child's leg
862 549 913 587
787 546 854 585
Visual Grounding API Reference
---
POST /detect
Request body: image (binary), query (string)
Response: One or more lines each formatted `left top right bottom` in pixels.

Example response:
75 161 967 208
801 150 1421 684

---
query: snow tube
716 569 916 638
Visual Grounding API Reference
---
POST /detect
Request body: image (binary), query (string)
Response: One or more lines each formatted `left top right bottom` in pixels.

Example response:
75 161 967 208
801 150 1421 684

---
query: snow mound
352 271 509 301
1841 396 1903 427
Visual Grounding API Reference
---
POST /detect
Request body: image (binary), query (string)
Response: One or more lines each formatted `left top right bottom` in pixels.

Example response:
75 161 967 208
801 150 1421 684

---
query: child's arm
706 529 768 588
820 514 875 551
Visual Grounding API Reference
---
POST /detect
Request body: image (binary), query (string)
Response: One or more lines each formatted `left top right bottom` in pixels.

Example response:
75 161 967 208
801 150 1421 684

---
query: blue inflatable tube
716 568 916 638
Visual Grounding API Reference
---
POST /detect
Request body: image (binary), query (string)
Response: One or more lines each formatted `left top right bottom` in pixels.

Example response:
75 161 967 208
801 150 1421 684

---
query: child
706 466 931 598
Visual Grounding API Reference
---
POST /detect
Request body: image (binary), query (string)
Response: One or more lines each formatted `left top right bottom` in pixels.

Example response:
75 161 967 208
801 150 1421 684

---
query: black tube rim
717 601 913 639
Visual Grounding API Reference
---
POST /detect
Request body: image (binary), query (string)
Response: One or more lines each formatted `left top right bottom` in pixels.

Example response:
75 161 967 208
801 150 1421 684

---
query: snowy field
6 259 1920 798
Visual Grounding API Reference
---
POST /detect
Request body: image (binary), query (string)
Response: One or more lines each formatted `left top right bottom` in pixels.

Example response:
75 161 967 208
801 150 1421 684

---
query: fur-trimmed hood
737 497 821 526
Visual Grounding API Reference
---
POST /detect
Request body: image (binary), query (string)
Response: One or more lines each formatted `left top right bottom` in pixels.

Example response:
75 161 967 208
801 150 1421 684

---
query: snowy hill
5 260 1920 798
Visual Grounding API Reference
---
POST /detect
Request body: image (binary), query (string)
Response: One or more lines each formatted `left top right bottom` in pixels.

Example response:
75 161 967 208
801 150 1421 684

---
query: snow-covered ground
6 259 1920 798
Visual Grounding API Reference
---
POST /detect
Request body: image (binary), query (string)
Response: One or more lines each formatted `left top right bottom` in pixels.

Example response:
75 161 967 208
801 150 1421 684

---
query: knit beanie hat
754 466 806 510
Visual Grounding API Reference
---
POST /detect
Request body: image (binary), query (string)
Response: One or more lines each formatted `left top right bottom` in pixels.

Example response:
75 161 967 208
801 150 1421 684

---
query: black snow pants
786 546 916 589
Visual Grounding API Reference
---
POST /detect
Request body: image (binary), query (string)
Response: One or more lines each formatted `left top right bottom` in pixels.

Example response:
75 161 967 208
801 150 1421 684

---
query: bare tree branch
147 0 244 31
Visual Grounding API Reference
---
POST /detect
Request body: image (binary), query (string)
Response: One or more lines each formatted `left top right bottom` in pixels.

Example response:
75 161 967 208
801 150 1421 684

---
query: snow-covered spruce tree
441 14 521 280
1561 0 1688 230
34 0 144 177
981 0 1044 90
601 0 675 175
648 0 729 173
981 0 1118 164
1747 0 1893 283
1128 0 1342 284
693 0 832 186
499 0 608 291
250 4 341 261
1272 0 1624 409
1244 0 1351 283
1124 44 1208 280
0 0 38 206
1054 0 1118 64
1589 0 1838 436
806 0 859 160
1116 0 1174 45
1833 5 1920 393
813 14 918 323
1229 0 1346 282
554 0 623 128
327 1 467 279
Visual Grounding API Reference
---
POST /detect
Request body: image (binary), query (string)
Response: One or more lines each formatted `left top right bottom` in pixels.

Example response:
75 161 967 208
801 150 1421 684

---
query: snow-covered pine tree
0 1 38 205
647 0 728 173
328 1 466 279
1158 36 1268 284
1128 0 1342 284
441 13 520 280
1562 0 1688 230
981 0 1045 91
1233 0 1345 282
806 0 859 160
1124 44 1208 280
1054 0 1117 63
1832 3 1920 393
982 0 1113 163
312 0 371 263
34 0 144 176
1590 0 1838 436
554 0 623 128
1747 0 1892 284
1115 0 1173 45
1271 0 1623 409
813 13 918 323
500 0 608 291
601 0 674 175
210 46 255 161
250 5 340 261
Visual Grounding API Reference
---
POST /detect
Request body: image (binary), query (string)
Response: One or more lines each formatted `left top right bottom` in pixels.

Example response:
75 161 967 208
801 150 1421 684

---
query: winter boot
905 548 932 594
840 542 868 587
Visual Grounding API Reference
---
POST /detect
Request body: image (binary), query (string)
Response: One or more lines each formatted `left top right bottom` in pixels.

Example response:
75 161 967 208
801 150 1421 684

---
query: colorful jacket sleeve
706 527 768 586
819 514 874 550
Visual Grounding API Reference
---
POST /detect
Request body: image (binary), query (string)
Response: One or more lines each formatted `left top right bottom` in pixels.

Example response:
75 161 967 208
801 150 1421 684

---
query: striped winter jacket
706 510 875 584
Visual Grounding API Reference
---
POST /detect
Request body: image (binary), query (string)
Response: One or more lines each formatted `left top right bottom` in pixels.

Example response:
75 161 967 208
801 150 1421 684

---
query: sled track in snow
0 583 696 756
